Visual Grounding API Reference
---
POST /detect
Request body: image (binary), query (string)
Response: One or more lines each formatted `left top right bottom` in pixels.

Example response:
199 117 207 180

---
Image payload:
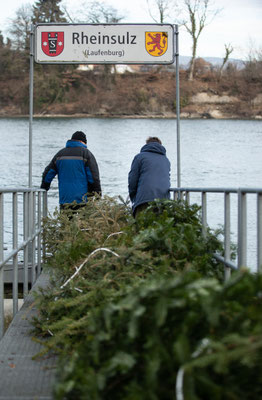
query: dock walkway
0 273 56 400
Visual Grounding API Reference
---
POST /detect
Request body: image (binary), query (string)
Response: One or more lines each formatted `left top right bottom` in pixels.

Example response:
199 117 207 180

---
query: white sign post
29 24 180 189
35 23 174 64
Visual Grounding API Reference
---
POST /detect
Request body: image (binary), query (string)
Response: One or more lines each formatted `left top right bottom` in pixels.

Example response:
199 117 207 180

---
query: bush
32 197 262 399
54 271 262 400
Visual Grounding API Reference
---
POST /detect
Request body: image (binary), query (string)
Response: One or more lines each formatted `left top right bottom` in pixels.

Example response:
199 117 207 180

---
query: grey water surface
0 117 262 270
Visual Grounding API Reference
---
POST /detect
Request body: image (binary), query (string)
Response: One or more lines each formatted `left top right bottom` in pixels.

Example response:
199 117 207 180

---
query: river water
0 117 262 270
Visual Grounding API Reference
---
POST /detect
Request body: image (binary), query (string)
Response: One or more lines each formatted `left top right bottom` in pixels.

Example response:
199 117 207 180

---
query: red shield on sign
41 32 64 57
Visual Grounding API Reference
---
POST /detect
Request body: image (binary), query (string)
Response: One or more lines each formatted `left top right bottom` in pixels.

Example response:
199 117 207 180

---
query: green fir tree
32 0 67 24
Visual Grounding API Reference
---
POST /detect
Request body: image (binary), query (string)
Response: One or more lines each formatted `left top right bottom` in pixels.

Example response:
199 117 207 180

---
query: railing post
201 192 207 238
0 193 4 339
224 192 231 280
257 193 262 273
185 191 190 204
43 190 48 219
12 192 18 316
42 190 48 261
238 190 247 268
32 191 36 283
28 191 34 283
23 192 29 297
37 191 42 276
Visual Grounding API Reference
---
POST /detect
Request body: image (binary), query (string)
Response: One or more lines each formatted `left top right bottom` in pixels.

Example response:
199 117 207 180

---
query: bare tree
180 0 221 80
0 31 4 48
243 43 262 82
146 0 178 23
219 43 234 79
64 1 125 81
145 0 220 80
85 1 124 23
8 3 33 51
64 0 124 23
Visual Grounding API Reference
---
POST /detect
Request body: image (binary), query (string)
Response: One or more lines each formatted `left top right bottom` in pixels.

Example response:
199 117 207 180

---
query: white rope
60 247 120 289
106 231 124 240
176 367 185 400
175 338 210 400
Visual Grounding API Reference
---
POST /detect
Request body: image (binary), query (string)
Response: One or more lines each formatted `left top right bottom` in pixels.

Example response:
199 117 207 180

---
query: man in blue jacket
41 131 101 209
128 136 170 217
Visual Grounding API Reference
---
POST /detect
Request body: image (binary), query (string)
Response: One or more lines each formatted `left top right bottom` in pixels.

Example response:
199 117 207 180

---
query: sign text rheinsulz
72 31 137 45
35 24 175 64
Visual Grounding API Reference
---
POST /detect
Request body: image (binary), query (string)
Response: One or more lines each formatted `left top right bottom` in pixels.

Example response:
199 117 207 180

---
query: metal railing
0 188 47 338
170 187 262 279
1 186 261 338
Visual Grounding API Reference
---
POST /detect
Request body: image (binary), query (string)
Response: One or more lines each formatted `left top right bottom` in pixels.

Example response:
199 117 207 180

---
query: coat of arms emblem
41 32 64 57
145 32 168 57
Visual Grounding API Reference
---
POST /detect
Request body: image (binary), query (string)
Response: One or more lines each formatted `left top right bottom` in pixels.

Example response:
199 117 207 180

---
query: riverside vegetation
32 197 262 399
0 32 262 119
1 0 262 120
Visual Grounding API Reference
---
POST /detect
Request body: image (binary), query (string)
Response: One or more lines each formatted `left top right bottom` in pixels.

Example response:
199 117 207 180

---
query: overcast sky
0 0 261 59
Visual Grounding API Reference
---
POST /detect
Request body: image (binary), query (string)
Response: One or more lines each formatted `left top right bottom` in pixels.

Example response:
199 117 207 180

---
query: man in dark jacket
128 137 170 217
41 131 101 208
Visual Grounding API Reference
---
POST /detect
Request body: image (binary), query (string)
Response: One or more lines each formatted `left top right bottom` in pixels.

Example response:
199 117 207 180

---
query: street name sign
34 23 175 64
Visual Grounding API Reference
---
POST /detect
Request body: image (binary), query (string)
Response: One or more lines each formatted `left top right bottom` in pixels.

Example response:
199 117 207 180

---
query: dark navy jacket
41 140 101 205
128 142 170 213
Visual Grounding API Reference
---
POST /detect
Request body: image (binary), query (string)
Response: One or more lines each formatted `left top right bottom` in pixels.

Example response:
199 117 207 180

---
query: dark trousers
60 203 86 211
134 202 149 218
60 203 86 219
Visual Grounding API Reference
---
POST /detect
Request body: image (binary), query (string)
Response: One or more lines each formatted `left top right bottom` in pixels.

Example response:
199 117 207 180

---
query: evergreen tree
32 0 67 24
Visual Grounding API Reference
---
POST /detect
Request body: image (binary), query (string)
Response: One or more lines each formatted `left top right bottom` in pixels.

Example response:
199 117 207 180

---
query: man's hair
71 131 87 144
146 136 162 145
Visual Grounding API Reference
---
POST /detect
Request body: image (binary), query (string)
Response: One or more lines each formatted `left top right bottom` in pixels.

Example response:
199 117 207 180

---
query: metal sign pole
175 24 181 188
33 22 177 184
29 25 34 188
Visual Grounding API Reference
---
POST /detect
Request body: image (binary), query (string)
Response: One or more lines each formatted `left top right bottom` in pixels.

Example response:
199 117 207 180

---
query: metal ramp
0 273 56 400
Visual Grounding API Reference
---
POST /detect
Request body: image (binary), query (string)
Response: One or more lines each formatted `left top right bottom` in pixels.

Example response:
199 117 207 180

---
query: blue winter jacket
128 142 171 214
41 140 101 205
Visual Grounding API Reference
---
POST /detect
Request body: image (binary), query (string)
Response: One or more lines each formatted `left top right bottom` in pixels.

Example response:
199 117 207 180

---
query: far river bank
1 70 261 120
1 110 262 120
